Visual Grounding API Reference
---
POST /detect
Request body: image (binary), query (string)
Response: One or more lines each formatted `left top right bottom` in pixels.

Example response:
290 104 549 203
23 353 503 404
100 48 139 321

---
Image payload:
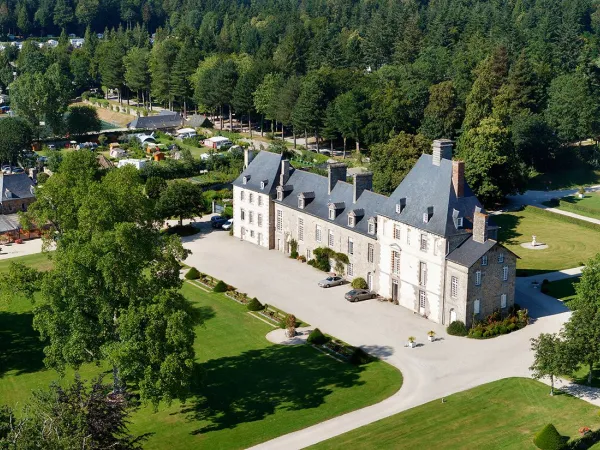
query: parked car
11 167 24 174
318 276 344 288
1 165 10 174
345 289 376 302
222 219 233 230
211 216 228 229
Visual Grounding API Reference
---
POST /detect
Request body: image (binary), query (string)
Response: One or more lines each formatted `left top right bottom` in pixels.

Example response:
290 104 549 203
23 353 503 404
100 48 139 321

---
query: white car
318 276 344 288
221 219 233 230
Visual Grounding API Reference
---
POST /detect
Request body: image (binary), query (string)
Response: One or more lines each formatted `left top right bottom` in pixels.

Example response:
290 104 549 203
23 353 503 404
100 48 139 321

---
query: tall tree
170 40 200 116
66 105 101 135
53 0 74 30
530 333 575 395
332 90 367 155
75 0 99 27
0 117 32 164
420 81 462 140
149 38 180 109
155 180 204 226
123 47 150 107
253 72 283 135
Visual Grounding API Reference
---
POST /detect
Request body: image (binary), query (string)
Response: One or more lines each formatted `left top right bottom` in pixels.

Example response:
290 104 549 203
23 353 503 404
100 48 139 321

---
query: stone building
232 140 517 326
0 173 36 214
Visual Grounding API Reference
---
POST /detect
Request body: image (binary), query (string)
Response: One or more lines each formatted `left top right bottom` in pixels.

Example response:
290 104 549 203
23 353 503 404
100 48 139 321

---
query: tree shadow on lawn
0 312 45 377
494 213 523 246
183 345 367 435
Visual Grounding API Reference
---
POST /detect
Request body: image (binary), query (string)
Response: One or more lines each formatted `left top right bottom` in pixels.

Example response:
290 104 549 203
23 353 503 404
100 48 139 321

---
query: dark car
211 216 228 229
345 289 376 302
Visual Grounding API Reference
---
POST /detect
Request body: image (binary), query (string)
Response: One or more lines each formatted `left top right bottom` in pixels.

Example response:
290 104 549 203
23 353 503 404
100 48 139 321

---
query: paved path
543 206 600 225
0 238 45 260
508 185 600 208
182 217 575 449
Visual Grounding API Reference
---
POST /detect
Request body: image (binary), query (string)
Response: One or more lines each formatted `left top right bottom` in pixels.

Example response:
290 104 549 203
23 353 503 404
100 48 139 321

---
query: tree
66 105 101 135
156 180 204 225
16 40 48 74
254 72 283 135
370 132 431 195
332 90 367 154
70 50 93 92
53 0 74 30
149 38 180 109
420 81 462 140
232 63 262 136
145 176 167 199
0 376 145 448
211 58 238 130
96 37 126 102
171 40 200 115
124 47 150 106
0 117 33 164
292 73 327 151
75 0 99 27
530 333 575 395
16 2 31 36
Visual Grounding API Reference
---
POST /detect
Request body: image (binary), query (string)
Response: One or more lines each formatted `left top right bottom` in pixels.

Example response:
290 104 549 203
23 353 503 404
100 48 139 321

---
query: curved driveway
182 219 571 449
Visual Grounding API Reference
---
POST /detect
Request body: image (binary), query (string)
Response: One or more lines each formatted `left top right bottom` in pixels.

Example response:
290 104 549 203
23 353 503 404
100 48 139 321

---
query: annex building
232 140 517 327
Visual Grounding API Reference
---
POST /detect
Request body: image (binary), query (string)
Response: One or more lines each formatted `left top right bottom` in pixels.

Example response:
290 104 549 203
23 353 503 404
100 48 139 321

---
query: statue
531 235 537 247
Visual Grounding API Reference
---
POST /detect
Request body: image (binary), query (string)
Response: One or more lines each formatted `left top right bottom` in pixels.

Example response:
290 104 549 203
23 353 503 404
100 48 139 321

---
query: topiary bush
447 320 468 336
533 423 566 450
279 314 300 329
213 280 227 292
351 277 368 289
185 267 200 280
247 297 264 311
307 328 328 345
349 347 373 365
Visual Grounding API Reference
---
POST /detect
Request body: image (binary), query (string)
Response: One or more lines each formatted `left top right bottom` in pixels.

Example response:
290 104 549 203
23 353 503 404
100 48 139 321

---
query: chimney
452 160 465 198
328 162 347 194
473 210 489 243
432 139 453 166
244 148 256 169
353 172 373 203
279 160 290 186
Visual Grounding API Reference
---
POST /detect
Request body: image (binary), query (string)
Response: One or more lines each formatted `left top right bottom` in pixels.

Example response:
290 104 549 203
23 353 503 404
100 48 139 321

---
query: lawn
528 168 600 190
553 193 600 220
311 378 600 450
545 277 580 307
494 206 600 276
0 253 402 449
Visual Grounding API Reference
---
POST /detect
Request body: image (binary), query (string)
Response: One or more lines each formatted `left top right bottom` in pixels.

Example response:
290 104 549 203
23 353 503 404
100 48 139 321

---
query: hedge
533 424 566 450
351 277 368 289
247 297 264 311
307 328 328 345
447 320 468 336
213 280 228 292
185 267 200 280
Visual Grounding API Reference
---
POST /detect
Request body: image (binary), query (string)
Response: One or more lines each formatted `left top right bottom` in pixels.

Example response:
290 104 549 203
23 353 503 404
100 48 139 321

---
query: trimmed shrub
533 424 566 450
290 251 298 259
351 277 368 289
279 314 300 329
213 280 227 292
307 328 328 345
349 347 373 365
185 267 200 280
37 172 50 184
447 320 468 336
247 297 264 311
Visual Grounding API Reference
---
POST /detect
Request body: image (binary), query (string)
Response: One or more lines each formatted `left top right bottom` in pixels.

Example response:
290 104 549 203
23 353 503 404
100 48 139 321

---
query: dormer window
457 217 463 228
396 204 401 214
423 206 433 224
298 197 305 209
348 215 355 227
243 175 250 184
329 207 335 220
277 189 283 201
368 217 376 235
395 198 406 214
260 180 267 190
422 213 429 224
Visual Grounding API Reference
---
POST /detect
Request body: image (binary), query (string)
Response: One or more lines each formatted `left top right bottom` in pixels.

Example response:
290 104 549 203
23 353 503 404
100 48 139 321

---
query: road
181 217 575 449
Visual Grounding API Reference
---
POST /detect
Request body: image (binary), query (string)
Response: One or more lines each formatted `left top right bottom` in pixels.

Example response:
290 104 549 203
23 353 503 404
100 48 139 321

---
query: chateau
232 140 517 327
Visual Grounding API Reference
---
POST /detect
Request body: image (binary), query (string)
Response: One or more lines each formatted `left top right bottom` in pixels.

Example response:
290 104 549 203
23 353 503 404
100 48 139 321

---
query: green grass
311 378 600 450
495 206 600 276
528 168 600 190
0 254 402 449
554 193 600 220
545 277 580 307
0 251 54 273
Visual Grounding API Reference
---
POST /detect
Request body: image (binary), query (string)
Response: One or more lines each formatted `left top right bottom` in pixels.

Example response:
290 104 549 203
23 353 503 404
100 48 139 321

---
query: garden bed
467 306 529 339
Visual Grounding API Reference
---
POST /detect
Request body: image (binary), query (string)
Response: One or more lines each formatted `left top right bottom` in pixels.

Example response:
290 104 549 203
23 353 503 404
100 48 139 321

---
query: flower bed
468 306 529 339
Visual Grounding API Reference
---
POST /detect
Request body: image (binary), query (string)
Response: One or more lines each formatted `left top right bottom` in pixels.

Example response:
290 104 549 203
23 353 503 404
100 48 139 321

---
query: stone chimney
353 172 373 203
473 210 489 244
279 160 290 186
432 139 453 166
452 160 465 198
244 148 256 169
328 162 347 194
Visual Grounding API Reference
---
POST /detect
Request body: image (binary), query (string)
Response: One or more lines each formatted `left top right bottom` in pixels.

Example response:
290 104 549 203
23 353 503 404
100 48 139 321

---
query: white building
204 136 232 150
117 159 148 170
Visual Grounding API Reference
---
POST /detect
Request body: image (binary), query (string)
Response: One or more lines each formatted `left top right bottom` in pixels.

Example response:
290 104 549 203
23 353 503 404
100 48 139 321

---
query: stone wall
2 197 35 215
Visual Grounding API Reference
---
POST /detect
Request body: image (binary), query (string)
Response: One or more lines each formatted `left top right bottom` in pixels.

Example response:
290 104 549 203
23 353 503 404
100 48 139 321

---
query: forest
2 0 600 203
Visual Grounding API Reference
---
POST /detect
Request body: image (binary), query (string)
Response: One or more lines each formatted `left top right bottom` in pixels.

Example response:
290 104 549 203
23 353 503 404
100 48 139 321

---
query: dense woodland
2 0 600 203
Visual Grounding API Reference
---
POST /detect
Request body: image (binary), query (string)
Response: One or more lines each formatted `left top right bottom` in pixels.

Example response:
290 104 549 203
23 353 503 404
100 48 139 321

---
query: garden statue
531 235 537 246
286 314 297 338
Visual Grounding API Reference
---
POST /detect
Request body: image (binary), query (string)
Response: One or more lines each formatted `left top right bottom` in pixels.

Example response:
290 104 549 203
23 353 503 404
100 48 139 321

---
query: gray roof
379 154 484 238
446 237 497 267
186 114 210 128
0 173 35 202
128 112 182 130
275 169 387 238
0 214 20 232
233 151 284 195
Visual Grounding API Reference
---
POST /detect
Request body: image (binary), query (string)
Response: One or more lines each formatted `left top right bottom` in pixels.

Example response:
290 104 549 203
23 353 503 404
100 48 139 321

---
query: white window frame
276 209 282 231
498 253 504 263
250 229 255 238
240 191 245 201
420 234 428 252
457 217 463 228
298 198 305 209
348 237 354 255
329 208 335 220
451 276 458 298
257 213 263 227
248 211 254 224
316 225 322 243
482 255 488 266
474 299 480 315
298 218 304 241
347 263 354 277
277 190 283 201
306 248 312 260
240 209 246 221
406 228 411 245
503 266 509 281
243 176 248 185
501 293 507 309
396 203 402 214
393 225 401 240
260 181 265 190
419 262 427 286
249 193 253 204
328 229 334 247
392 251 400 275
419 290 426 309
368 243 374 263
348 215 355 227
368 221 375 235
475 270 482 286
258 196 263 206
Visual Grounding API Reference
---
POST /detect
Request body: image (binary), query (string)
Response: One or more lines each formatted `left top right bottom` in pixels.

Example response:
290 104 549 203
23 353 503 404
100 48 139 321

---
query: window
501 294 507 309
503 266 509 281
392 251 401 275
395 203 402 214
457 217 463 228
257 214 263 227
406 228 411 245
248 211 254 224
240 209 246 221
250 230 255 238
316 225 322 242
475 270 482 286
240 191 245 201
257 232 262 244
306 248 312 260
393 225 401 240
298 198 305 209
420 234 428 251
419 290 426 309
260 181 265 190
277 190 283 201
348 238 354 255
498 253 504 263
348 215 355 227
276 210 282 231
419 262 427 286
249 193 253 204
368 243 374 263
368 220 375 235
482 255 488 266
433 238 439 256
474 299 480 315
451 276 458 298
348 263 354 277
329 207 335 220
328 229 334 247
258 196 263 206
298 218 304 241
423 213 429 224
243 176 248 185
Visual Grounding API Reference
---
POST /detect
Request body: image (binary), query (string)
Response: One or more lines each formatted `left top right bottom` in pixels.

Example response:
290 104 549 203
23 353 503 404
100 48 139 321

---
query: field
553 193 600 220
545 277 580 307
528 168 600 190
0 253 402 449
311 378 600 450
494 207 600 276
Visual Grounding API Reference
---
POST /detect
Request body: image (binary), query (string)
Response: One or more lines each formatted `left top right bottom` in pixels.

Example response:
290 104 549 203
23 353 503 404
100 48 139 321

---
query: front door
392 280 399 302
241 227 246 241
257 233 262 246
367 272 373 290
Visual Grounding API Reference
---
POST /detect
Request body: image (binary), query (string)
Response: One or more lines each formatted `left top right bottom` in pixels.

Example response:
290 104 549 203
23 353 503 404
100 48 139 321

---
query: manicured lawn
545 277 580 308
495 207 600 276
554 193 600 220
311 378 600 450
0 253 402 449
528 168 600 190
0 251 54 273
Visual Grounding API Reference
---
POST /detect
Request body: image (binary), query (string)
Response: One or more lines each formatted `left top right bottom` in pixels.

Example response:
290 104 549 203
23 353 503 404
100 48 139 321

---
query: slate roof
186 114 210 128
275 168 388 238
233 151 284 195
0 214 20 232
446 237 497 267
128 112 182 130
0 173 35 202
379 154 484 238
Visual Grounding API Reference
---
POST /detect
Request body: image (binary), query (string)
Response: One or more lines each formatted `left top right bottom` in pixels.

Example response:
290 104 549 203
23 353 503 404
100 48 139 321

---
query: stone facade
1 196 35 214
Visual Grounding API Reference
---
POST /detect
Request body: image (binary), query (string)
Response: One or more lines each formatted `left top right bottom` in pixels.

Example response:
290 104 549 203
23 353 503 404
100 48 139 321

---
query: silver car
318 276 344 288
345 289 376 302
